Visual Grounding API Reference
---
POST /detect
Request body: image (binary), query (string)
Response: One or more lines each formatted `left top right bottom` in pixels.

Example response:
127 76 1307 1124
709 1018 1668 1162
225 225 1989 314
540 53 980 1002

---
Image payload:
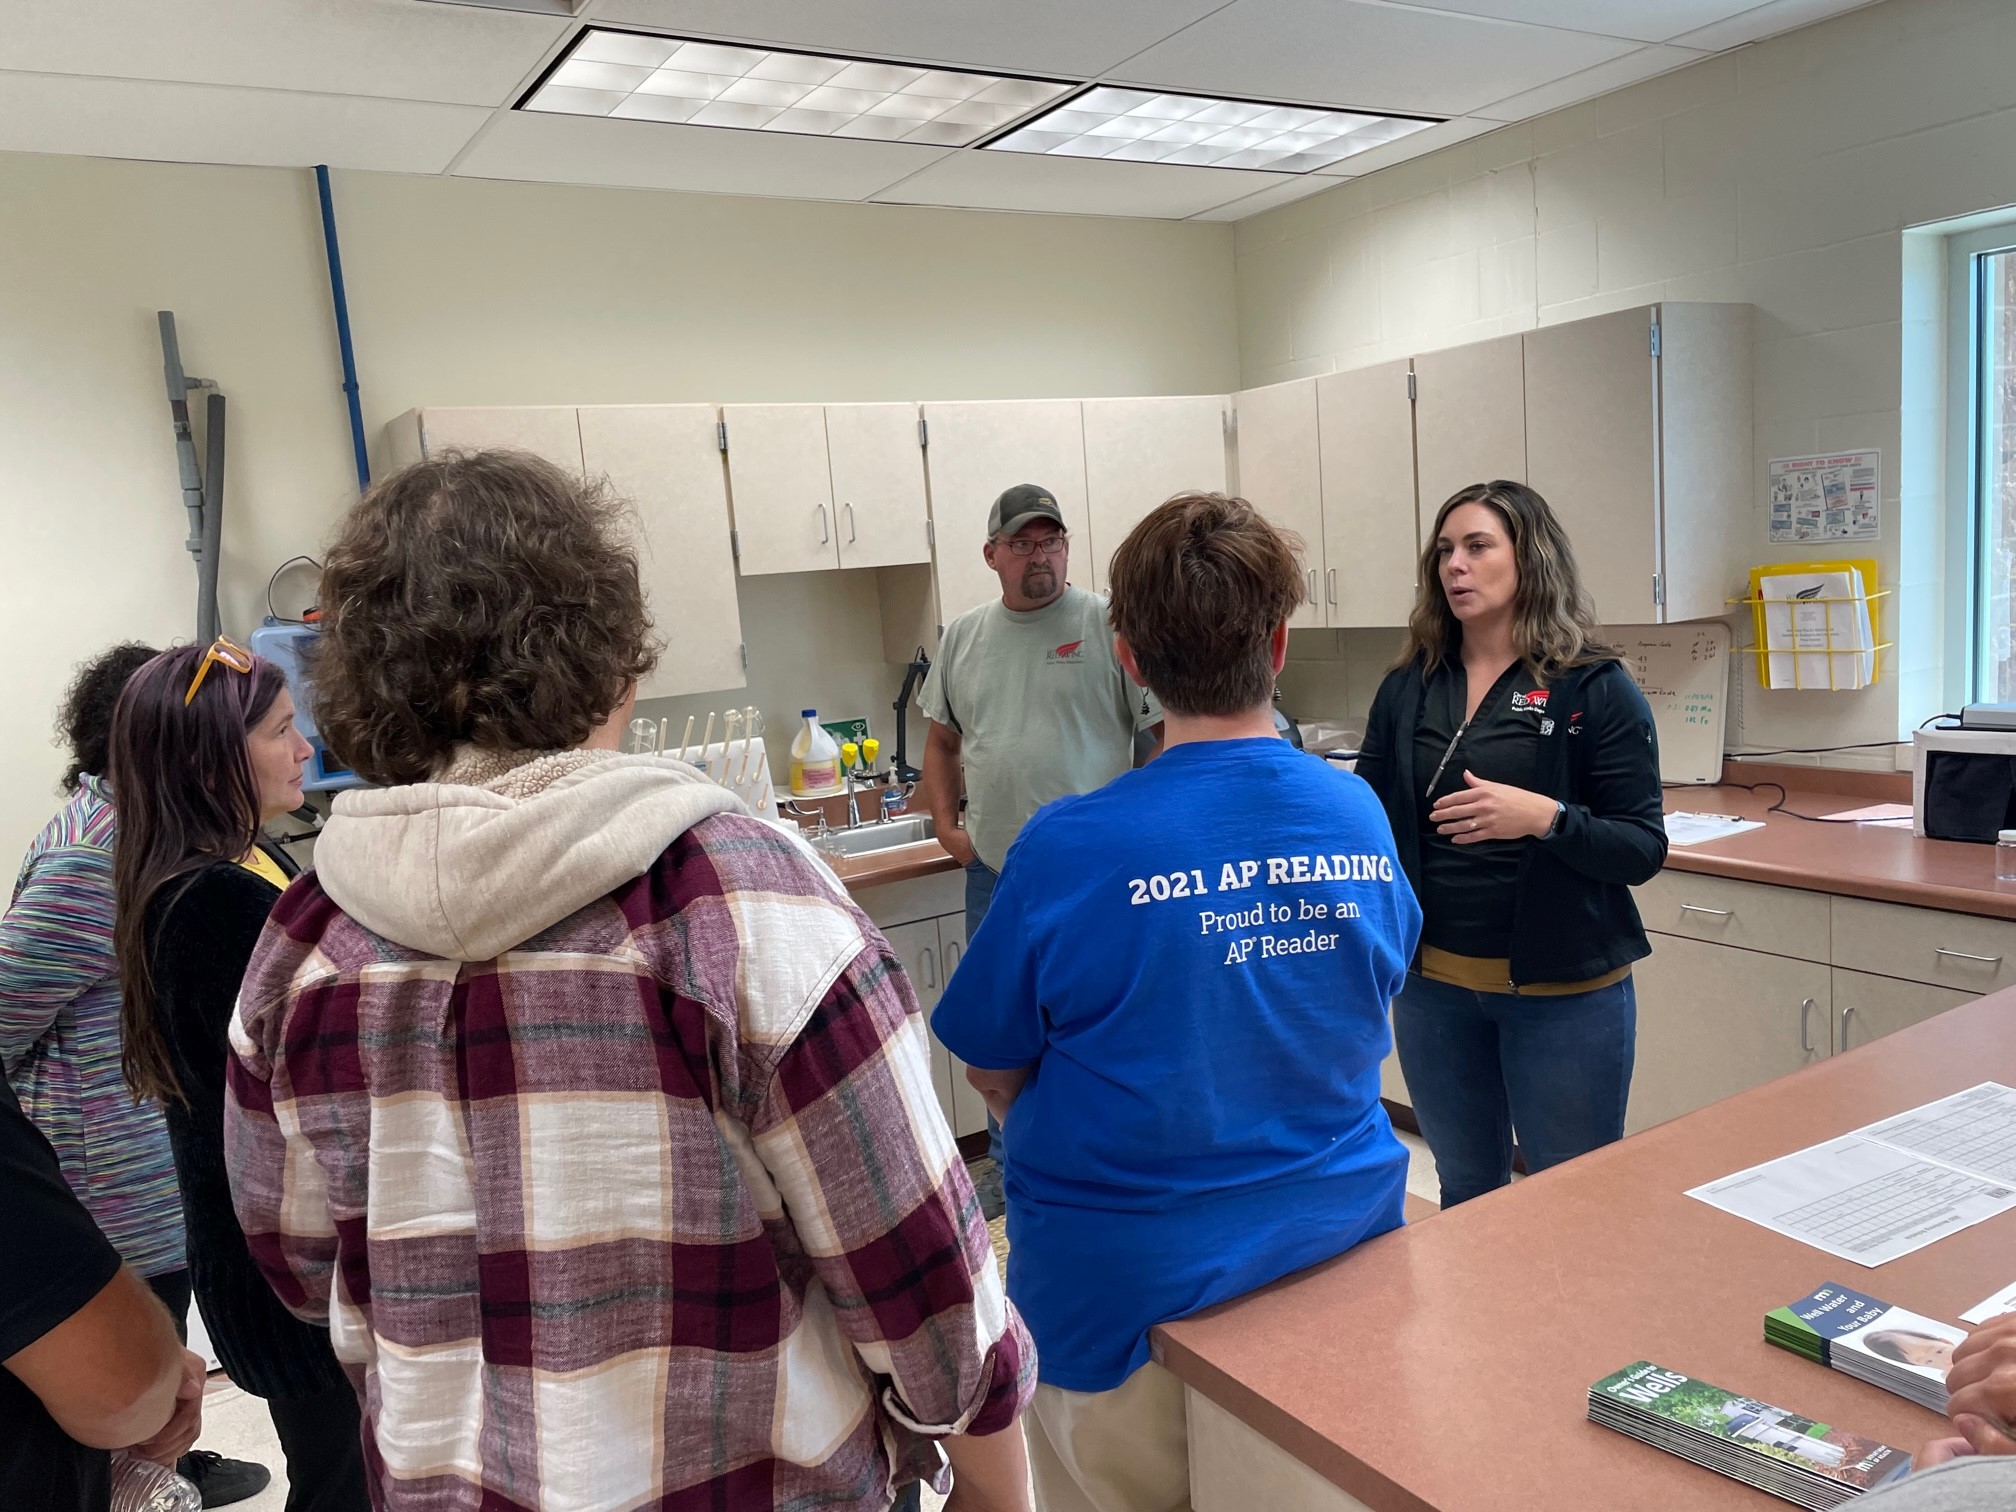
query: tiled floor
190 1137 1442 1512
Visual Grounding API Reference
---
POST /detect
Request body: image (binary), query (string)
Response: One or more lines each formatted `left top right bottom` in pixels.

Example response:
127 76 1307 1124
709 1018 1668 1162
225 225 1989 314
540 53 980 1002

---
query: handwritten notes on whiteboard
1615 624 1730 785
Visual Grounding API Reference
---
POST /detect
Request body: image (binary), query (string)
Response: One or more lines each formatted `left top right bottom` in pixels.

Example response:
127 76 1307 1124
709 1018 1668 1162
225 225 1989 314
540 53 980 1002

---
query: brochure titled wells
1589 1360 1911 1508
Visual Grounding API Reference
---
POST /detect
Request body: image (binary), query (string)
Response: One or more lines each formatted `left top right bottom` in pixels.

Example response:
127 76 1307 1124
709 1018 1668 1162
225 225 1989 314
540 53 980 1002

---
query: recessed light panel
524 29 1074 147
985 86 1438 173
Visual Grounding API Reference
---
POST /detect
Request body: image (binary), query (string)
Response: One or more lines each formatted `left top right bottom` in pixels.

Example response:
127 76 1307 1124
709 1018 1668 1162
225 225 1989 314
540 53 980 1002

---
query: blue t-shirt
932 737 1421 1391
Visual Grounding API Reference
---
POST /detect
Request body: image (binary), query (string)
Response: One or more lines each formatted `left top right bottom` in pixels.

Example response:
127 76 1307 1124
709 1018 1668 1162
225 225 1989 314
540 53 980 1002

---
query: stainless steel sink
816 815 938 858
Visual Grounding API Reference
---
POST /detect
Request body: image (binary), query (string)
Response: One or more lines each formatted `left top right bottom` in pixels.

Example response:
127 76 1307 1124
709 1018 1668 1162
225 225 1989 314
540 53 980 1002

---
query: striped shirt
227 809 1032 1509
0 777 185 1279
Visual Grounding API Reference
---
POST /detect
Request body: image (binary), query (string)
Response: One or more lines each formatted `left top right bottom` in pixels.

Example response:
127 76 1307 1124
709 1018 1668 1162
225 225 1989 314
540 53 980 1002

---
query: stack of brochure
1589 1361 1912 1508
1767 1284 1962 1413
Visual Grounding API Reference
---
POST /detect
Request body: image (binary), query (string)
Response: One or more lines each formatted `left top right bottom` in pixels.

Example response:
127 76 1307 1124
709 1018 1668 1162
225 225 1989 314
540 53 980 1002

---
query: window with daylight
1952 226 2016 701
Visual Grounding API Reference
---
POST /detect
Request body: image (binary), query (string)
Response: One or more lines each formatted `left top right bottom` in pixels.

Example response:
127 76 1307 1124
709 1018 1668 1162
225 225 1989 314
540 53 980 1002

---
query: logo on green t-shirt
1047 639 1086 663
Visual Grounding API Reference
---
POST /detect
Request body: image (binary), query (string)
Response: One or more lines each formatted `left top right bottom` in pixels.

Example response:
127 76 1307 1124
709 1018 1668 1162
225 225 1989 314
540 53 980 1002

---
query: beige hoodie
312 747 745 962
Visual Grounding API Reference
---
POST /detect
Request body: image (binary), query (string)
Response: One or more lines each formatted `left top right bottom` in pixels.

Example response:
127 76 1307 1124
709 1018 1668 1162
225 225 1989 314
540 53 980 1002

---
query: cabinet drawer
1634 871 1830 962
1831 897 2016 994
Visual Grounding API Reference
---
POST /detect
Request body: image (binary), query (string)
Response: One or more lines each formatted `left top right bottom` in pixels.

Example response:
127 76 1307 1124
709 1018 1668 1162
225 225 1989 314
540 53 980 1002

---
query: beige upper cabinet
1523 304 1754 627
1412 335 1525 533
1081 395 1229 594
577 405 745 701
1317 360 1420 629
388 406 585 475
1524 308 1661 626
824 403 931 571
1232 378 1324 630
921 400 1091 628
721 404 836 576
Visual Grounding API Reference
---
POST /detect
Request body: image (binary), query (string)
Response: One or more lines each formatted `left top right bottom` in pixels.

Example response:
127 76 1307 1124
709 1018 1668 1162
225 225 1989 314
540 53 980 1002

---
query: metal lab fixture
156 311 225 642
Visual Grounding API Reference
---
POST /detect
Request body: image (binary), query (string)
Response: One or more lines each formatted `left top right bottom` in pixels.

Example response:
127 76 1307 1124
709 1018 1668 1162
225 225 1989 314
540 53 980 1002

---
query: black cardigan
1356 656 1668 987
147 850 349 1401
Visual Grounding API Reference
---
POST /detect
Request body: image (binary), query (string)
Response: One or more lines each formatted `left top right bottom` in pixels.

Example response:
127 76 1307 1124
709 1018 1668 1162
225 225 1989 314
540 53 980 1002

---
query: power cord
1669 777 1896 824
265 555 323 624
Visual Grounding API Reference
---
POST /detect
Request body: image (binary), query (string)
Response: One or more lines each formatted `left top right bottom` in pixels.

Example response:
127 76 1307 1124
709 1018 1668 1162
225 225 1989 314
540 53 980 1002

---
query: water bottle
111 1454 202 1512
1998 829 2016 882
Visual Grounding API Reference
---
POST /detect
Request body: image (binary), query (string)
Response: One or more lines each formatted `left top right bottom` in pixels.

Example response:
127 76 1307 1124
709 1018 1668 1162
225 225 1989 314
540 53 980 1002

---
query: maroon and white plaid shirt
226 809 1031 1510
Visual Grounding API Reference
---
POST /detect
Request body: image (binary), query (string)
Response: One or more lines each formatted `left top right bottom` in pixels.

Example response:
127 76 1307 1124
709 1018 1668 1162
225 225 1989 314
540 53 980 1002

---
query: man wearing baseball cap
919 485 1163 1159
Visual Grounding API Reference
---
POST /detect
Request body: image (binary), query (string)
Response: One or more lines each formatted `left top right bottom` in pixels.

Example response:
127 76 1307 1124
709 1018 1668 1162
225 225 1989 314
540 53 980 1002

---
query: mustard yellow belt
1417 944 1631 997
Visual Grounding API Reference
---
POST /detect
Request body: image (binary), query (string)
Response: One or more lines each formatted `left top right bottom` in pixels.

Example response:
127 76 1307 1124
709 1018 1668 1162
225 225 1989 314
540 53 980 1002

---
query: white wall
0 150 1236 862
1240 0 2016 765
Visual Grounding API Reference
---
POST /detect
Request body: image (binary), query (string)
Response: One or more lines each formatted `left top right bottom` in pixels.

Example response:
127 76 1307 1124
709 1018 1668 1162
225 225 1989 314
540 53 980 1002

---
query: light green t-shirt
920 585 1161 871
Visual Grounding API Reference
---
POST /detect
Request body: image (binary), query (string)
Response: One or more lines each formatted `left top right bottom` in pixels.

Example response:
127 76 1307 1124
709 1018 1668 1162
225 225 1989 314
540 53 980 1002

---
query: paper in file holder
1732 559 1887 690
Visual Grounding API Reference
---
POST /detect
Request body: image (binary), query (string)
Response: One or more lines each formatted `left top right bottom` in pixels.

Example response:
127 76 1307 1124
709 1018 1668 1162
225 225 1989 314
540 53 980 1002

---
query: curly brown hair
1106 491 1305 716
312 450 658 785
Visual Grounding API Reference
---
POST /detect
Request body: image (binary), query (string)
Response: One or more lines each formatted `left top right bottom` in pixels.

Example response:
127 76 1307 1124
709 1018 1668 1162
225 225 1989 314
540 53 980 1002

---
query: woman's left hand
1431 771 1560 844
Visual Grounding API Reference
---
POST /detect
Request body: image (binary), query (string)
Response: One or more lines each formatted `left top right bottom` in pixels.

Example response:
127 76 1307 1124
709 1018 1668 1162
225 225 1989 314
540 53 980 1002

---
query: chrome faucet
779 800 829 839
843 764 865 830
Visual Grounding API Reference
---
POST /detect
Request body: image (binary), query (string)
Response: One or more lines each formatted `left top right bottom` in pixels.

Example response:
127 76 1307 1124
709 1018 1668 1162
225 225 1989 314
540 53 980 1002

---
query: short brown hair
313 450 657 785
1105 492 1304 717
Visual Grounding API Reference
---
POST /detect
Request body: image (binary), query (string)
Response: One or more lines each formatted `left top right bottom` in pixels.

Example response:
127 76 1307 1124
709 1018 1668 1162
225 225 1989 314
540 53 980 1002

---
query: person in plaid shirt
223 450 1034 1512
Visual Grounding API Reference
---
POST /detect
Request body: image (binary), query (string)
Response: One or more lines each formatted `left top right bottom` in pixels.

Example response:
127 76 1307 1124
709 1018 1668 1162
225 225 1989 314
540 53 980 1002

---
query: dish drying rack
628 707 777 817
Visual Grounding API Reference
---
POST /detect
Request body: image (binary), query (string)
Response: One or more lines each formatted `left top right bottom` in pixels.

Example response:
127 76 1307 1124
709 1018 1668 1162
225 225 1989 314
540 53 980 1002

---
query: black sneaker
176 1451 272 1508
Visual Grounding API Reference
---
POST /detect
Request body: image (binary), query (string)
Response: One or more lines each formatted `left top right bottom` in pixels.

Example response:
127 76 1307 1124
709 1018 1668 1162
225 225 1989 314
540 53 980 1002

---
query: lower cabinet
1829 967 1971 1053
1626 933 1827 1134
1381 878 1999 1140
878 912 988 1142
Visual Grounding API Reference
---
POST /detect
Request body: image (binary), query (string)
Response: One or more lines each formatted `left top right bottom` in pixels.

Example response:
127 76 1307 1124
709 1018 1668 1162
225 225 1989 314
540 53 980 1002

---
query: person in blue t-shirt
933 489 1422 1512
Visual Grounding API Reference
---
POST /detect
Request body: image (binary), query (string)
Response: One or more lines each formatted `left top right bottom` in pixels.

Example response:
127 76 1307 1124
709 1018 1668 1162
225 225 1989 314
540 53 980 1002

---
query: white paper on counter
1664 811 1766 846
1687 1082 2016 1267
1822 802 1914 829
1961 1279 2016 1325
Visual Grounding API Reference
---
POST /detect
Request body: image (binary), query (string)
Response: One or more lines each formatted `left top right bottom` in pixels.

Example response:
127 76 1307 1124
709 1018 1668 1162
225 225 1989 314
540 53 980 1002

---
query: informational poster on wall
1768 450 1880 542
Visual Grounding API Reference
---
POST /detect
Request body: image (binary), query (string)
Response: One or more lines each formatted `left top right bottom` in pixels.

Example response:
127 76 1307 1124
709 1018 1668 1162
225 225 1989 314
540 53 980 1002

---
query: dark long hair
109 645 287 1104
1396 480 1617 682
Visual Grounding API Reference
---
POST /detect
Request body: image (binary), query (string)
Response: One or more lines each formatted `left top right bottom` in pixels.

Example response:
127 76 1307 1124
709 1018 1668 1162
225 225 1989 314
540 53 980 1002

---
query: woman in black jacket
1356 482 1666 1209
108 640 369 1512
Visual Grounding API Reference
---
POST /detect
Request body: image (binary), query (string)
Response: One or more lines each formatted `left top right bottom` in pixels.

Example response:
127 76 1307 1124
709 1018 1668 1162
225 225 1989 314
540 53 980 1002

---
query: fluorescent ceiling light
524 29 1074 147
985 86 1438 173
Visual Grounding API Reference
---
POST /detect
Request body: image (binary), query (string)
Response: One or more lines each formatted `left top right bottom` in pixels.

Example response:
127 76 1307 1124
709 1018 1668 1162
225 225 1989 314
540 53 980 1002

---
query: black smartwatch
1543 800 1566 839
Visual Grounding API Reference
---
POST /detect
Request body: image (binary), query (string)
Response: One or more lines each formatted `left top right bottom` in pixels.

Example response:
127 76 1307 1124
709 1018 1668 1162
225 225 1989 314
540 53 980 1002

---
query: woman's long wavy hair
109 644 286 1105
1395 480 1617 682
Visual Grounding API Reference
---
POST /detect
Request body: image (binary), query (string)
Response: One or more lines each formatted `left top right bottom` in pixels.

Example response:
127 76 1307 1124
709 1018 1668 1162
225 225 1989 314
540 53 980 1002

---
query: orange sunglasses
183 635 255 706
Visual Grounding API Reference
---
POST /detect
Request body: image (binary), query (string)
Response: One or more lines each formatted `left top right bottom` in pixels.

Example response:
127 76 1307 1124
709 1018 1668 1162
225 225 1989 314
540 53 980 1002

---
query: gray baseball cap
988 483 1065 540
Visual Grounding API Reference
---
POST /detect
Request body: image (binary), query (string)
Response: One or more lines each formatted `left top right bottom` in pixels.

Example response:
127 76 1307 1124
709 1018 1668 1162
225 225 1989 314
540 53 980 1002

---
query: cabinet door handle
1798 997 1815 1053
1935 947 2002 966
1679 904 1733 919
1305 569 1317 604
1837 1003 1856 1051
846 502 857 543
920 946 937 989
1327 567 1338 606
818 503 830 543
945 940 962 974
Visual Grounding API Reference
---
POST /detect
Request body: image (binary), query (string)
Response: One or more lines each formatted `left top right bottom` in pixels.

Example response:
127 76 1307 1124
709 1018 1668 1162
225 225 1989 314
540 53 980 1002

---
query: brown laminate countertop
1154 987 2016 1511
828 839 960 890
1661 762 2016 920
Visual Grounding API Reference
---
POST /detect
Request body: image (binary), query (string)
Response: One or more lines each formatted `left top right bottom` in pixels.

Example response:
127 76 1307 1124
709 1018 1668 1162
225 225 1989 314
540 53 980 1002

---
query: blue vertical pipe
314 165 370 492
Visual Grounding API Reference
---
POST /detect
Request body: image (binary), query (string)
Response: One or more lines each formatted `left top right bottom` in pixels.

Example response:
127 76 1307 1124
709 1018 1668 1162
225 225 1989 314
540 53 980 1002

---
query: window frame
1947 222 2016 705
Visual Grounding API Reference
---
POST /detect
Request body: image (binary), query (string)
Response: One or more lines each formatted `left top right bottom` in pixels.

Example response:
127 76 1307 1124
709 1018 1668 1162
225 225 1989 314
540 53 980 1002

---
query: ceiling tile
1471 43 1709 121
0 0 564 107
1377 1 1772 45
1187 173 1351 221
586 0 1230 77
872 151 1294 218
455 109 952 199
1670 0 1880 48
0 71 490 172
1109 0 1642 119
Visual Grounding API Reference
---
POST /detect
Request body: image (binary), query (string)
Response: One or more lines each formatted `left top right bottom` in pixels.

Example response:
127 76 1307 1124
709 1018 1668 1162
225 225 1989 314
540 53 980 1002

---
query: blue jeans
1392 971 1636 1209
964 858 1005 1167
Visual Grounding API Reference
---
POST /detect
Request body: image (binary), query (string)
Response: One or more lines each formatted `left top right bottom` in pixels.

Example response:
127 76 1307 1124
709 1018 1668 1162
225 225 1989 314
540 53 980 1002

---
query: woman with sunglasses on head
108 639 369 1512
1354 482 1667 1209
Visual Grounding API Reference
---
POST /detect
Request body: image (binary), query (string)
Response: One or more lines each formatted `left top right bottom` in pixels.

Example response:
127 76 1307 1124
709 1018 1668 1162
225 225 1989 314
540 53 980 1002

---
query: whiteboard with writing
1614 622 1729 785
